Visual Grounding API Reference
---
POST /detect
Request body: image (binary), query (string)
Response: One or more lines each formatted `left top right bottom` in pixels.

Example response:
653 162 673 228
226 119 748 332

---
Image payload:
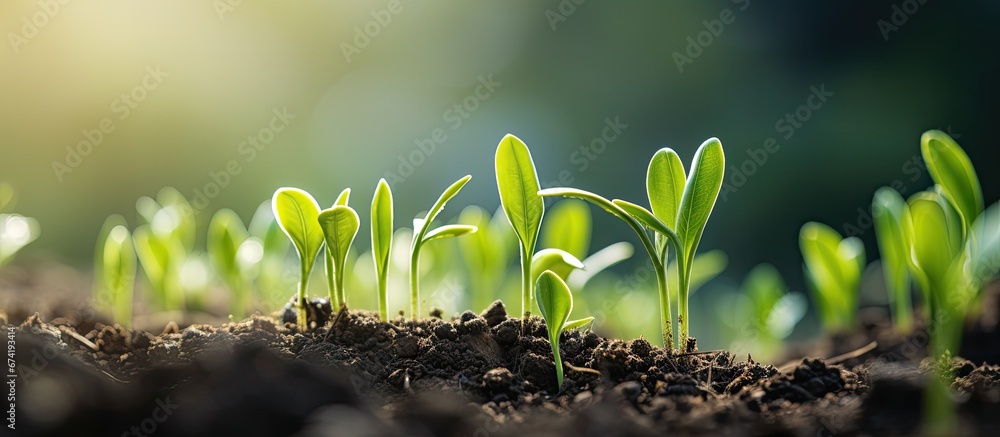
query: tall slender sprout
495 134 544 321
101 225 136 328
371 179 394 321
409 175 477 320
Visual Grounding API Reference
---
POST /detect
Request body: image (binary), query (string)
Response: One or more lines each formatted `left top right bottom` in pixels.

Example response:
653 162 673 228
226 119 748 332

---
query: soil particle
480 299 508 327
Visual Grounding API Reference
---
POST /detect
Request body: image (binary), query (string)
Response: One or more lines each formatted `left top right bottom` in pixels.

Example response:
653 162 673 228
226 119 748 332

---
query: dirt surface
1 295 998 437
3 266 1000 436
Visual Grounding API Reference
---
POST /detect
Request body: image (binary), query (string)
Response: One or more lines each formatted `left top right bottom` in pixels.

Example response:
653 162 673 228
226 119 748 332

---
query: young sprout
535 270 592 389
409 175 477 320
94 215 127 313
371 179 393 320
799 222 865 332
531 248 584 284
101 225 137 328
495 134 544 321
208 209 253 319
318 189 360 311
922 130 983 227
272 187 325 330
872 187 913 332
133 223 185 311
540 138 725 350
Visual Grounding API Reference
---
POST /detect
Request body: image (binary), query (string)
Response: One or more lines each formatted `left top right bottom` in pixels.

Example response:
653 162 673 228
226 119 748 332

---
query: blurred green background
2 1 998 353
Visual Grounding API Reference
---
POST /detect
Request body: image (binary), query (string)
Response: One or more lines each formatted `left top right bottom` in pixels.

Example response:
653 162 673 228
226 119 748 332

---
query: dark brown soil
1 297 998 437
3 266 1000 436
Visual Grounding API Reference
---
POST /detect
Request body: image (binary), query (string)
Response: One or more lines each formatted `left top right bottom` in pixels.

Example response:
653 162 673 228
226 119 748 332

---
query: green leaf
496 134 544 251
94 214 128 309
319 204 361 307
208 209 249 283
647 148 686 228
334 188 351 206
676 138 725 264
416 176 472 240
563 317 595 331
531 248 584 284
908 192 963 288
743 263 786 324
612 199 680 249
799 222 863 330
535 270 574 387
156 187 196 252
272 187 325 274
371 179 394 313
922 130 983 227
422 224 477 242
872 187 913 330
541 199 591 260
103 225 136 328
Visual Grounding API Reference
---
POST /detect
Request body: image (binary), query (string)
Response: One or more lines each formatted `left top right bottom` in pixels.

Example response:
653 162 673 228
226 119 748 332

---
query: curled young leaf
922 130 983 227
647 148 686 228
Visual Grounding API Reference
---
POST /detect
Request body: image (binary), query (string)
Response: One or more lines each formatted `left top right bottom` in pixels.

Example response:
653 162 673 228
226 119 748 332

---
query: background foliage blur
2 1 998 355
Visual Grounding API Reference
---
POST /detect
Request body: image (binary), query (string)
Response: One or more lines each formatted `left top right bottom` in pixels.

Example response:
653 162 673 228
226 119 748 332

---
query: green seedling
371 179 394 320
535 270 592 388
100 225 136 328
540 138 725 350
922 130 983 227
410 175 477 320
272 187 325 329
136 187 196 253
94 214 128 312
799 222 865 332
457 205 516 312
872 187 914 332
495 134 544 320
133 223 185 311
318 189 360 311
0 213 39 268
208 209 254 319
